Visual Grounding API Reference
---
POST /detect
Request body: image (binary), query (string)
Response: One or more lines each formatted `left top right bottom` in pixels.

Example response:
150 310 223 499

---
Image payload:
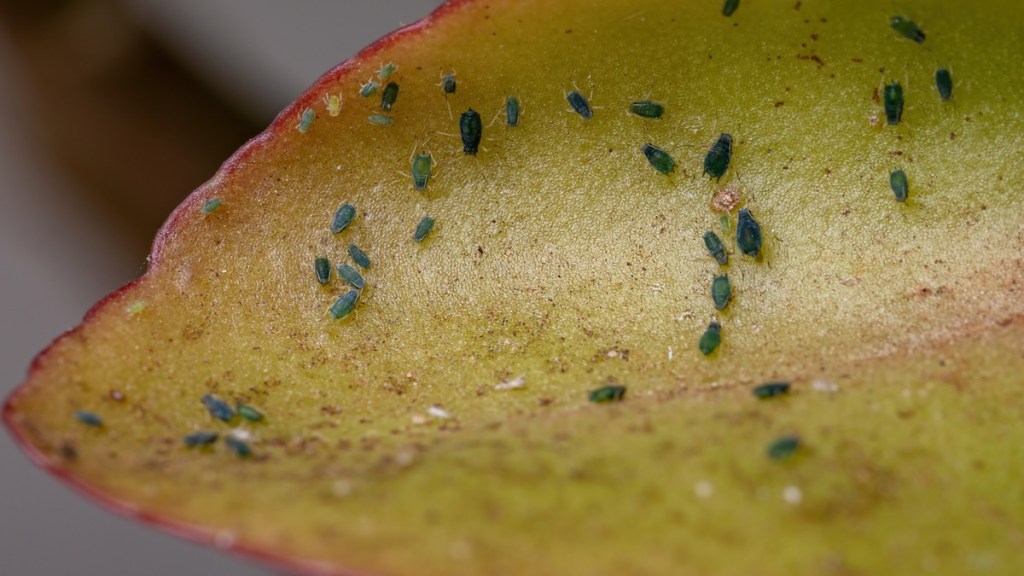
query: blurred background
0 1 441 574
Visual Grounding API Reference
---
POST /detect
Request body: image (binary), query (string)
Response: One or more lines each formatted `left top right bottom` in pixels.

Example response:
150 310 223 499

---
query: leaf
5 0 1024 575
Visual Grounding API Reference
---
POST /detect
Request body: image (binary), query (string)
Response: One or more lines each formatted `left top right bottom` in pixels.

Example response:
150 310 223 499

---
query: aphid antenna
563 77 603 114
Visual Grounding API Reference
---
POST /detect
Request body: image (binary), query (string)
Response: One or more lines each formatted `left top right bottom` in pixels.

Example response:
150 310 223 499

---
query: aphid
767 435 801 460
297 107 316 133
935 68 953 101
225 436 252 458
126 300 147 315
699 321 722 356
348 244 371 269
630 100 664 119
329 289 360 319
414 216 435 242
314 257 332 285
566 90 593 119
412 152 433 190
440 73 457 94
720 214 730 232
337 263 366 289
183 431 219 447
722 0 740 17
506 96 521 127
381 81 399 111
711 274 732 311
890 168 909 202
377 62 396 81
883 81 904 125
331 204 356 234
460 108 483 155
736 208 763 257
368 113 394 126
201 198 222 215
642 143 676 175
703 230 728 265
201 394 235 422
588 384 627 403
890 16 925 44
323 93 343 117
703 133 733 180
75 411 103 427
359 78 380 98
237 404 264 422
753 381 791 399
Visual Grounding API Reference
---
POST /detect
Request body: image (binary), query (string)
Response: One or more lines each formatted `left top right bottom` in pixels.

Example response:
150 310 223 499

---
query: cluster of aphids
883 16 953 202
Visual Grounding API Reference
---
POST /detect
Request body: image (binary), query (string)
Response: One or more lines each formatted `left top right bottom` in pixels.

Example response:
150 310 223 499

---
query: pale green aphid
297 107 316 133
201 198 222 215
330 290 361 319
377 62 397 81
359 78 380 97
368 113 394 126
323 92 343 117
414 216 435 242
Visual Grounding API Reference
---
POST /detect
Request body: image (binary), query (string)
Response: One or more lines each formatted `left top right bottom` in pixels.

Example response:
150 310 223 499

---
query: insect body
890 168 909 202
440 73 457 94
642 143 675 175
711 274 732 310
330 290 360 319
703 230 728 265
412 152 433 190
237 405 264 422
331 204 356 234
201 394 235 422
753 381 791 399
348 244 371 269
359 78 380 97
588 385 627 403
630 100 664 119
703 133 732 180
315 257 332 285
935 68 953 101
297 107 316 133
377 62 396 81
460 109 483 155
183 432 218 447
225 436 253 458
75 411 103 427
414 217 435 242
506 96 521 127
368 114 393 126
722 0 740 17
767 435 801 460
883 82 904 125
381 82 399 111
337 263 366 290
323 93 343 117
566 90 593 119
201 198 222 215
736 208 763 257
699 321 722 356
890 16 925 44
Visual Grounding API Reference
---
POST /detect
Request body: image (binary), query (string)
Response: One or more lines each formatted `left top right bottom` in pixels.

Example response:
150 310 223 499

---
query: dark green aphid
935 68 953 101
711 274 731 311
588 384 627 403
200 198 222 215
566 90 593 119
201 394 235 422
722 0 740 17
412 152 433 190
314 257 331 285
237 404 264 422
506 96 521 127
337 263 366 290
441 74 457 94
225 436 252 458
767 435 801 460
890 168 909 202
297 107 316 133
331 204 356 234
753 381 791 399
736 208 762 257
381 81 399 111
329 290 360 319
414 216 435 242
890 16 925 44
883 82 903 125
75 411 103 427
699 321 722 356
460 108 483 155
630 100 664 119
703 230 728 265
348 244 371 269
183 431 219 447
703 133 732 180
359 78 380 98
641 143 675 175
